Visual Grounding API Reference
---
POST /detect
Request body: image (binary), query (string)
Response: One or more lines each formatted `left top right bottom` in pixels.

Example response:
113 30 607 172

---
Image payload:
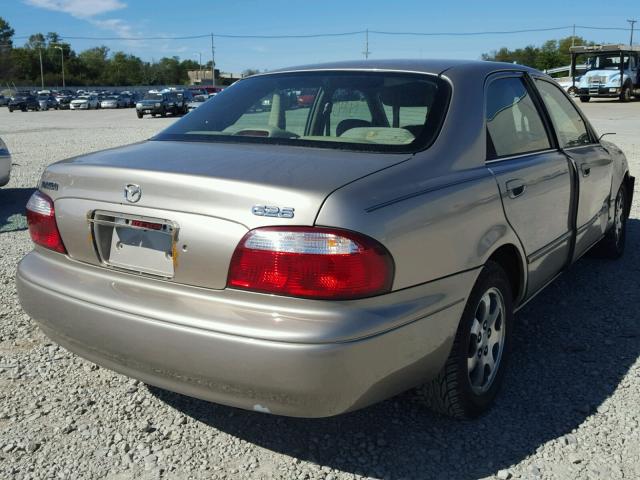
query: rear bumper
17 250 476 417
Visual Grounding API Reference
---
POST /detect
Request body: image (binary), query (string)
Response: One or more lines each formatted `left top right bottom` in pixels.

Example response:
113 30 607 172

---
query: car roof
262 59 542 77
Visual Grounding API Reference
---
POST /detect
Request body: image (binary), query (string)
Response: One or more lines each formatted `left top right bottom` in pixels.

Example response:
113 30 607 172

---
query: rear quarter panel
315 160 526 297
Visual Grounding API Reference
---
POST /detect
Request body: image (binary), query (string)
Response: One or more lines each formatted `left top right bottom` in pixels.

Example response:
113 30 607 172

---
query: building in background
187 69 243 87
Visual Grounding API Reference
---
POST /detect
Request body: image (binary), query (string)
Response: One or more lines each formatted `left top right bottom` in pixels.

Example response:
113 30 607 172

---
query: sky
3 0 639 73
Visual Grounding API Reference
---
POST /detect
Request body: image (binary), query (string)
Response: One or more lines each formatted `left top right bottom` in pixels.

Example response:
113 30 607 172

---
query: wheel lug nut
484 346 488 355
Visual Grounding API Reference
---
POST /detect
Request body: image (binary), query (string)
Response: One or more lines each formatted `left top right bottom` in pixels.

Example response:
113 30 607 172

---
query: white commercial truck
570 44 640 102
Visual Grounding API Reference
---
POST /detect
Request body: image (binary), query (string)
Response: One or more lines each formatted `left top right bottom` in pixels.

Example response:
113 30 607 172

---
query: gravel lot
1 101 639 480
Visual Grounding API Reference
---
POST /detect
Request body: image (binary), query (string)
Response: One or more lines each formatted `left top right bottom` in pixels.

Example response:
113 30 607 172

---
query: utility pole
628 19 637 46
193 52 201 82
363 29 371 59
210 33 216 87
38 45 44 90
53 45 65 88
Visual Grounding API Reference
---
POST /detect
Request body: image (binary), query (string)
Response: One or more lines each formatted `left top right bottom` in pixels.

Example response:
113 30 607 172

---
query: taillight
26 191 66 254
227 227 394 300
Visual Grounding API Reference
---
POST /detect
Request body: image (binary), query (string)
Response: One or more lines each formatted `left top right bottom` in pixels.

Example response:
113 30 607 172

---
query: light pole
193 52 201 83
38 45 44 90
53 45 65 88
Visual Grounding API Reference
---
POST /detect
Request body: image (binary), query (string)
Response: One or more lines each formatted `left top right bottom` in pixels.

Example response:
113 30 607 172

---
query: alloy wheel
614 188 625 248
467 287 506 394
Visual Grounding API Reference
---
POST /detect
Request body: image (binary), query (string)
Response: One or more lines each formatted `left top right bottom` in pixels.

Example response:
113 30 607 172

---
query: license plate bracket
89 211 178 278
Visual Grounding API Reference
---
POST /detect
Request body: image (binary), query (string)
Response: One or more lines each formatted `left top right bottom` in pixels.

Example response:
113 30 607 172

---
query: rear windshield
144 93 163 100
155 71 450 152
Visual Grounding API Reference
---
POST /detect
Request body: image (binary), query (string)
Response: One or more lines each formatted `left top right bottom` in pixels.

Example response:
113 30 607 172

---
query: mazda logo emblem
124 184 142 203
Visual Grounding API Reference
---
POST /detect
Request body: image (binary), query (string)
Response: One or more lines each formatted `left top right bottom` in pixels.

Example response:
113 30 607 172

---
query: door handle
581 164 591 177
505 179 527 198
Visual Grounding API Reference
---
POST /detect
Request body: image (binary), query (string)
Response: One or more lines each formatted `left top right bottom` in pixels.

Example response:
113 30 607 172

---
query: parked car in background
0 137 10 187
16 60 633 420
136 92 181 118
8 94 40 112
174 89 193 114
297 88 317 107
37 94 59 111
119 92 136 107
203 86 225 96
187 93 208 111
56 95 73 110
100 95 128 109
70 95 99 110
0 95 9 106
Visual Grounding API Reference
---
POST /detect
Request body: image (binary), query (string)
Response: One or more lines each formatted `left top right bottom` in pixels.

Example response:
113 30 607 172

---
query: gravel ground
0 101 639 480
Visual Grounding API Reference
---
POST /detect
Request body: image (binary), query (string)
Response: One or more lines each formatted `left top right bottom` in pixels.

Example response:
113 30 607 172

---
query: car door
485 73 574 297
533 78 613 260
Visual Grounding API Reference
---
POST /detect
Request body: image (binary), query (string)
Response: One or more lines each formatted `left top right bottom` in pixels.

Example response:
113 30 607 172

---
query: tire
620 85 632 102
137 112 143 119
590 182 628 259
418 261 513 419
160 108 167 118
8 108 12 112
580 96 591 103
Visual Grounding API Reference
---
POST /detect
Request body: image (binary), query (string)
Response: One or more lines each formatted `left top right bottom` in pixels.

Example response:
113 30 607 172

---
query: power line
12 31 366 41
8 24 633 42
370 26 573 36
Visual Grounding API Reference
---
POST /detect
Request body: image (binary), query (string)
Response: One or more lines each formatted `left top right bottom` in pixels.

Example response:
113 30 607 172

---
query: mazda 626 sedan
17 60 634 418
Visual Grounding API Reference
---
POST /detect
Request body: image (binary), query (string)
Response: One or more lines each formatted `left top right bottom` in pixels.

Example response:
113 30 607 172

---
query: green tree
0 17 14 47
0 17 15 81
77 46 109 84
482 36 596 71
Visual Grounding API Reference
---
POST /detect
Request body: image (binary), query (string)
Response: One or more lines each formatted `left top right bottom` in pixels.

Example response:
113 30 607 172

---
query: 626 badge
251 205 295 218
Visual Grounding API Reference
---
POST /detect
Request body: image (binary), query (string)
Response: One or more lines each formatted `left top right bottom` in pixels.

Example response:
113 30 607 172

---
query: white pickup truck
570 44 640 102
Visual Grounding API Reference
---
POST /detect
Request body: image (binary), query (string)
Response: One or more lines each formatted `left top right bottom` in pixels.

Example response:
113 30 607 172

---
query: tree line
1 14 597 87
0 17 204 87
482 36 596 71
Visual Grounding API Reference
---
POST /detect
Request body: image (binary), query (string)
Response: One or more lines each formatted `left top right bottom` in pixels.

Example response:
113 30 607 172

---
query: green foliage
0 17 199 86
482 36 597 71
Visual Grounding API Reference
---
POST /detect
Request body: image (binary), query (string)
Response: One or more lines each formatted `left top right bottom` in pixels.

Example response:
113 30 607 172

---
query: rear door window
486 77 551 159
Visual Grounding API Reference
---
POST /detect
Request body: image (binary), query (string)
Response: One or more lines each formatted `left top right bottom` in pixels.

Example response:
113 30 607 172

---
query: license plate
89 211 178 277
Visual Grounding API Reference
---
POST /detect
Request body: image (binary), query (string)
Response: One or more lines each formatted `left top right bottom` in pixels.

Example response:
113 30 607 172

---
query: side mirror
598 132 616 142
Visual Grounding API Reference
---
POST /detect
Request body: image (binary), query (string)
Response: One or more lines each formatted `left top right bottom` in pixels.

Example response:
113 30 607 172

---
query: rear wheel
580 96 591 103
8 107 12 112
418 261 513 418
137 112 143 119
590 182 628 259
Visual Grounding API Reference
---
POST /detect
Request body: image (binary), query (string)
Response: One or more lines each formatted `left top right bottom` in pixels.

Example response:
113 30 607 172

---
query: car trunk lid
42 140 409 289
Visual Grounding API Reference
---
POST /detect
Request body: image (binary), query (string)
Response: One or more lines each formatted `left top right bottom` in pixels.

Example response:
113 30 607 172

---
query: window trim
483 72 556 162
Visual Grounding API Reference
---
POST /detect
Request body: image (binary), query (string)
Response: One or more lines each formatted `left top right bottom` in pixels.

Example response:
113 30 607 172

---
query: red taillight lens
26 191 67 254
227 227 394 300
